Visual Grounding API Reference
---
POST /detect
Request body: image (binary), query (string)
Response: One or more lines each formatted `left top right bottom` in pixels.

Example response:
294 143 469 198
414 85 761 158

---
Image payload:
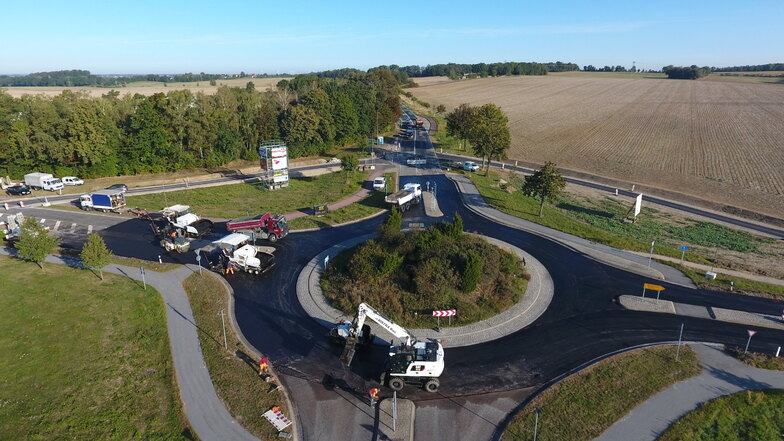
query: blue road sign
681 245 688 251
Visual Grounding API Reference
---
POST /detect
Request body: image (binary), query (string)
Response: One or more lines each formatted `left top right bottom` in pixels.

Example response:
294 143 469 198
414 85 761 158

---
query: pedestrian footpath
0 247 259 441
448 174 696 287
594 343 784 441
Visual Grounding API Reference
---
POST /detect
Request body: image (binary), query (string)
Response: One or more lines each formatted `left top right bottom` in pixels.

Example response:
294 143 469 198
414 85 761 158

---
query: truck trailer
80 189 126 212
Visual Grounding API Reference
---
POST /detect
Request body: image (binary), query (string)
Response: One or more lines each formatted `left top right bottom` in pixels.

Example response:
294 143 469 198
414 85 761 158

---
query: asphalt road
7 109 784 440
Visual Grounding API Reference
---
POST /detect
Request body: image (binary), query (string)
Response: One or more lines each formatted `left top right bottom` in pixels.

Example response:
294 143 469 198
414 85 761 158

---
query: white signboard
270 146 287 158
271 156 288 170
633 194 643 217
273 173 289 183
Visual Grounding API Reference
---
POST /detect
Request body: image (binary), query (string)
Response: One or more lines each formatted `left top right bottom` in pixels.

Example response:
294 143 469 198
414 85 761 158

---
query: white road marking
40 219 46 224
70 223 77 233
87 225 93 234
53 220 61 231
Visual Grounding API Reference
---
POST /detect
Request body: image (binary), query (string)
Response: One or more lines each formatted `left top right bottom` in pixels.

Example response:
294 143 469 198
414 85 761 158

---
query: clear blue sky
2 0 782 74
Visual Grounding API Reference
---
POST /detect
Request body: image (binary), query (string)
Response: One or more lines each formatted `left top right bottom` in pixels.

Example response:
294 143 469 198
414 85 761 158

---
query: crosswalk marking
70 223 77 233
87 225 93 234
53 220 61 231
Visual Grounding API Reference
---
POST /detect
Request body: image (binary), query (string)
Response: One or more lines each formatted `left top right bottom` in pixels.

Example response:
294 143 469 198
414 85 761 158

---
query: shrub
460 251 482 293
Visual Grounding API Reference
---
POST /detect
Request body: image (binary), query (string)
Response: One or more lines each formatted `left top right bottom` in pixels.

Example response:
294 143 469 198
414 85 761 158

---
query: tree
281 105 321 145
16 217 58 269
435 104 446 115
446 103 475 151
339 152 358 182
460 252 482 293
245 81 255 92
466 104 511 174
81 233 113 280
521 162 566 217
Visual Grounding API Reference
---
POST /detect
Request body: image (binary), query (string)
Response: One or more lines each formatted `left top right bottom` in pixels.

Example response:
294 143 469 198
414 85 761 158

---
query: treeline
712 63 784 72
385 61 568 79
0 69 280 87
582 65 646 72
0 70 401 178
663 65 712 80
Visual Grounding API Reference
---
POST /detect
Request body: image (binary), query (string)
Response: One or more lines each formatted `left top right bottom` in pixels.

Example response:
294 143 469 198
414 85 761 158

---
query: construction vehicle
160 205 214 238
384 182 421 212
330 302 445 393
226 213 288 243
79 189 126 212
200 233 276 275
415 117 425 128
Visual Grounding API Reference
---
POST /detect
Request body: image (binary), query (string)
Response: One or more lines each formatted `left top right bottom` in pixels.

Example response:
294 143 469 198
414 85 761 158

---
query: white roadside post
140 266 146 290
392 391 397 432
220 309 228 351
676 323 685 361
195 250 202 274
533 407 541 441
647 240 655 269
744 329 757 354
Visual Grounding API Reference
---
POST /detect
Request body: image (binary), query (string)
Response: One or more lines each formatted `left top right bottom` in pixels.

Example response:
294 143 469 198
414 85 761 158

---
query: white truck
161 205 214 238
24 173 64 191
200 233 276 275
384 183 421 212
80 189 126 212
330 302 445 392
372 177 386 191
406 156 427 166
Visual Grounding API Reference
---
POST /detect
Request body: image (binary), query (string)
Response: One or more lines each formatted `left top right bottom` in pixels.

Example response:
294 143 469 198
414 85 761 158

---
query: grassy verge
127 170 370 218
0 255 190 439
659 261 784 298
184 272 291 440
658 390 784 441
58 247 181 272
287 172 395 230
726 347 784 371
504 345 701 441
468 171 774 266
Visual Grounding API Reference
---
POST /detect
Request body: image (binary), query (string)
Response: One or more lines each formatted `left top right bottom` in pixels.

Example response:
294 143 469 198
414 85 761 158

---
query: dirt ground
410 73 784 220
1 77 285 98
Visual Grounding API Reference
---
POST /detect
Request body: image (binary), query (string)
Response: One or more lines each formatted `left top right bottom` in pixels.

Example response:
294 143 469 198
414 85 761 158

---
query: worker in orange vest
368 388 380 407
259 356 269 376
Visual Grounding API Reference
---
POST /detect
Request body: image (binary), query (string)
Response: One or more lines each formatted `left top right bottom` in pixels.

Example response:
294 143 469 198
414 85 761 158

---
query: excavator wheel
424 378 440 393
389 377 404 391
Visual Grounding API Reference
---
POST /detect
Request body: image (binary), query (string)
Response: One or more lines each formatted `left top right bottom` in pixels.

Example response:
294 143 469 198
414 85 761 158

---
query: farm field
410 73 784 218
1 76 287 98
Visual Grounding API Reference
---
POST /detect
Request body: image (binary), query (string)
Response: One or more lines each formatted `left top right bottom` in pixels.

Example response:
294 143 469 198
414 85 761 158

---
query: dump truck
161 205 213 238
226 213 288 243
384 183 421 212
79 189 126 212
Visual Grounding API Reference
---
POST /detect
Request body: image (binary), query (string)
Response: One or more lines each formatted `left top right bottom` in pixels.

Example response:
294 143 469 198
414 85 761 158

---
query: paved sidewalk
0 247 259 441
594 343 784 441
448 174 696 287
629 251 784 287
295 233 554 347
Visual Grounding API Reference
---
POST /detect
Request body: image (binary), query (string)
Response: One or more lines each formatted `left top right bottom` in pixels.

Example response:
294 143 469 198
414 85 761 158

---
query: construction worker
368 388 380 407
225 260 235 275
259 356 269 376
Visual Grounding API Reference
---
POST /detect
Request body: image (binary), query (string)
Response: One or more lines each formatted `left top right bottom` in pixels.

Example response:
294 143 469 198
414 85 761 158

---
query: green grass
0 255 190 440
58 247 182 272
469 171 772 265
287 172 395 230
658 390 784 441
660 262 784 297
184 272 290 440
504 345 701 441
126 170 370 218
726 347 784 371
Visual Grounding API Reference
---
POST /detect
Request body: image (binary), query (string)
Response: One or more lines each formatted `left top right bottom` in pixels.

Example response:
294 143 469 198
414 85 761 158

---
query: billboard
633 194 643 217
271 156 288 170
270 146 287 158
272 171 289 183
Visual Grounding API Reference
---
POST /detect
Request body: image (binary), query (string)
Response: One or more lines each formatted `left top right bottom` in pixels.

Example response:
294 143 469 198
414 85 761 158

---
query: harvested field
1 77 286 98
411 73 784 218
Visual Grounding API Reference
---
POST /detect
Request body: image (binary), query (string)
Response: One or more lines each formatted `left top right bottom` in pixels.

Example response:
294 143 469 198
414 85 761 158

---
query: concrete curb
378 397 415 441
294 233 554 347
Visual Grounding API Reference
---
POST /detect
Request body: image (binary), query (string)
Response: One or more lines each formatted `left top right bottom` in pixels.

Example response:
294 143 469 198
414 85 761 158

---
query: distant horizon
2 0 781 75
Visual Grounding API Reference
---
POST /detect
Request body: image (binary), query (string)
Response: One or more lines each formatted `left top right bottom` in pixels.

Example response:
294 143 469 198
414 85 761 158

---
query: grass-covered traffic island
0 256 190 439
321 212 529 328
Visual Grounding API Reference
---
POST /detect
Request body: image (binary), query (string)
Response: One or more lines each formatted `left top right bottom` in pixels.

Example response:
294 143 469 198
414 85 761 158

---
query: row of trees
663 65 712 80
712 63 784 72
445 103 511 171
0 70 402 178
0 69 273 87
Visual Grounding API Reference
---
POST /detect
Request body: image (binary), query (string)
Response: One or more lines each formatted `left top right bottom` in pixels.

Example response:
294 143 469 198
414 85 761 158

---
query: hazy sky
2 0 782 74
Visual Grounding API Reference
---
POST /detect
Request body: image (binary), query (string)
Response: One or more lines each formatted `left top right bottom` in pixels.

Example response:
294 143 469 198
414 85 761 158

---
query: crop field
411 73 784 217
1 76 286 98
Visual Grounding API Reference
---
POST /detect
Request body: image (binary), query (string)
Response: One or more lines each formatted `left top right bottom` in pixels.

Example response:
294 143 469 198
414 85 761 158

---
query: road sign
747 329 757 338
263 408 292 431
433 310 456 317
680 245 688 251
643 283 665 291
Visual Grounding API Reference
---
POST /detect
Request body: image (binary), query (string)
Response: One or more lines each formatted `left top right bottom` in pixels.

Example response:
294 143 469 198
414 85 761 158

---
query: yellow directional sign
643 283 665 291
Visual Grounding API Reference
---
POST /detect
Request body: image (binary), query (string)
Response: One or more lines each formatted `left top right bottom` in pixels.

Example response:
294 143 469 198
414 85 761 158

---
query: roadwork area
619 295 784 331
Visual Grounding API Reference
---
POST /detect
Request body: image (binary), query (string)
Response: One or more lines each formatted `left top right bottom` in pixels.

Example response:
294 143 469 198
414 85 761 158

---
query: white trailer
24 173 64 191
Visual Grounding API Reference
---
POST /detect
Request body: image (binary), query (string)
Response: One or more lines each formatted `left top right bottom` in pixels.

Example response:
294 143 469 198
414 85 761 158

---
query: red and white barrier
18 200 24 208
3 202 8 210
433 310 456 317
263 408 292 431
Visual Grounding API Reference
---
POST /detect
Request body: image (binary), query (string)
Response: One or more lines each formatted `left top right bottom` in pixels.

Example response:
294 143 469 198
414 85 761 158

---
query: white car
62 176 84 186
373 177 386 191
462 161 480 172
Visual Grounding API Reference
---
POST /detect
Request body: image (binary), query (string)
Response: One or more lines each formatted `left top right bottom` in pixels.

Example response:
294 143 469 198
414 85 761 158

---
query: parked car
373 177 386 191
5 184 31 196
106 184 128 193
462 161 480 172
62 176 84 186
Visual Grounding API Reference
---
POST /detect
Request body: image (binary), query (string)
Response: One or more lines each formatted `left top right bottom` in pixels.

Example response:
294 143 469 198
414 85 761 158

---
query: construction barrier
18 200 24 208
263 407 292 431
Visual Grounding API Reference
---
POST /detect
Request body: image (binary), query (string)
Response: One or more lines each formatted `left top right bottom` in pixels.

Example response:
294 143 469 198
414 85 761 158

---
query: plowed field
411 74 784 217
